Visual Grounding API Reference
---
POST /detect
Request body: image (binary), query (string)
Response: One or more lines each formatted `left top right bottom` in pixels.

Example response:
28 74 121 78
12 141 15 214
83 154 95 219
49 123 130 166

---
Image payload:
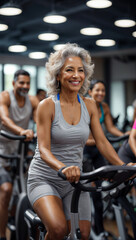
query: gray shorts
27 175 91 221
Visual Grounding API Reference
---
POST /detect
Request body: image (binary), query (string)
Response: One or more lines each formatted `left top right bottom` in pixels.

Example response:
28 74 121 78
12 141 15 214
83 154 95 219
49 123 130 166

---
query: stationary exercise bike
0 130 35 240
24 165 136 240
82 134 130 240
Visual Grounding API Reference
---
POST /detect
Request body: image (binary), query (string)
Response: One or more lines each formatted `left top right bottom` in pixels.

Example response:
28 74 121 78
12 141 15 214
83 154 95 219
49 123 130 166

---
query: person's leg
79 220 91 240
0 182 13 238
78 191 91 240
33 195 68 240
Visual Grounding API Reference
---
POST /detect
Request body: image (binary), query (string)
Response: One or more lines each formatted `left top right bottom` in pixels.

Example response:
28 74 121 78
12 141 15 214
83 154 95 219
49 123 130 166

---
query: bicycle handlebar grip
58 167 67 180
107 134 129 143
0 130 26 140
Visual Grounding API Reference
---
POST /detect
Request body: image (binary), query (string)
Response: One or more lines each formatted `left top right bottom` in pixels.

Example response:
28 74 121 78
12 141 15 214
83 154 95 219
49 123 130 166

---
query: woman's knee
48 221 68 240
79 220 91 240
0 183 12 201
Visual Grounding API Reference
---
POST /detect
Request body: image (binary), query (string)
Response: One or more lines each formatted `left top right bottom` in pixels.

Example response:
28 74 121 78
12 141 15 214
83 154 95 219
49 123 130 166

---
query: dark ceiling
0 0 136 59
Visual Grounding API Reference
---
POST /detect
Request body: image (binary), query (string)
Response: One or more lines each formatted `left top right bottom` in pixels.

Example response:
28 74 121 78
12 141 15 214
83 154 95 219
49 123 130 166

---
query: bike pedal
7 222 16 232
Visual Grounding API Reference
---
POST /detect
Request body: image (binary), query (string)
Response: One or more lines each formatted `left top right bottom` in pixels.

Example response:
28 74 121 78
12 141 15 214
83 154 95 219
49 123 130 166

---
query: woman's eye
66 69 72 72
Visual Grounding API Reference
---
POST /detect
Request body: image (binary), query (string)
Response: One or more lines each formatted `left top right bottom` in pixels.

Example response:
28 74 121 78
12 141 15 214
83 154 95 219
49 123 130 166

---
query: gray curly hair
46 43 94 96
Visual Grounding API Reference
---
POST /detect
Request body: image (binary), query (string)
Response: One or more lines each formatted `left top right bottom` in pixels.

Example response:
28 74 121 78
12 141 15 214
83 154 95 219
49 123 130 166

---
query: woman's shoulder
82 96 95 105
39 96 54 107
82 96 97 115
38 96 55 115
101 102 110 112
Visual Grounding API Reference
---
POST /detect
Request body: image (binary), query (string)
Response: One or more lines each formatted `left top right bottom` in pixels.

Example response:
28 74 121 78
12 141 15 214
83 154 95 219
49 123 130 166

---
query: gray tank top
28 95 90 181
0 90 32 166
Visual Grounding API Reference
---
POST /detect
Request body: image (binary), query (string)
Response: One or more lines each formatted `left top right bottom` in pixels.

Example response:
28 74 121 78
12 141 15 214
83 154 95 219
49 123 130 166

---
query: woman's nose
73 71 79 77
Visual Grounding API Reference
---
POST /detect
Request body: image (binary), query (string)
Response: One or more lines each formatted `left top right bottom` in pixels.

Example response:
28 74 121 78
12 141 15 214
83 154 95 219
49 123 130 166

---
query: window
37 66 47 91
4 64 20 90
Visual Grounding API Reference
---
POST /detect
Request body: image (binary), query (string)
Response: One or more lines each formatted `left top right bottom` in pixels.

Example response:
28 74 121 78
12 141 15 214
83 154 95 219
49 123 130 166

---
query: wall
110 57 136 124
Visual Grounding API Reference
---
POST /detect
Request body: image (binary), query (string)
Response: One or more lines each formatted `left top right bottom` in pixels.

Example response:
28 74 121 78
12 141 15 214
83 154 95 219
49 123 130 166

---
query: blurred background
0 0 136 128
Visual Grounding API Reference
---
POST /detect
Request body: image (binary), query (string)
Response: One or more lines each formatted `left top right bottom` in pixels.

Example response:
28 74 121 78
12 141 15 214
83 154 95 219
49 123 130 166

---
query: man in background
0 69 39 240
36 88 47 102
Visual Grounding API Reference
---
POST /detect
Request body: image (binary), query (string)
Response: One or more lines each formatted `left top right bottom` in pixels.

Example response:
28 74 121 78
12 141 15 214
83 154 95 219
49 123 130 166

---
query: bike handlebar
0 130 37 141
106 134 129 143
0 130 26 140
58 165 136 192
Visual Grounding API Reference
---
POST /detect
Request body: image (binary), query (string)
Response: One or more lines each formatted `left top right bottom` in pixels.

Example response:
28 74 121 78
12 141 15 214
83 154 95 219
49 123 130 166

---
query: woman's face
90 82 106 103
57 56 85 92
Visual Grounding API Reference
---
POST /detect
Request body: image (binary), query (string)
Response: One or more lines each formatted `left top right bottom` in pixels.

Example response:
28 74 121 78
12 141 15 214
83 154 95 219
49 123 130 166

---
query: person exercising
83 79 129 236
27 43 129 240
118 119 136 163
36 88 47 102
0 69 39 240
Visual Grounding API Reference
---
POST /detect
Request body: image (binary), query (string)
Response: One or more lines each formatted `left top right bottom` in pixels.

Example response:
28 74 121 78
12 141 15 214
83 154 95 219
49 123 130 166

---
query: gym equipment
24 165 136 240
0 130 35 240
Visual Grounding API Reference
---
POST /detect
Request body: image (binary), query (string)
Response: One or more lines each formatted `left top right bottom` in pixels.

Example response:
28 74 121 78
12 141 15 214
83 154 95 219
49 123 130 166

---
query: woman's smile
58 56 85 91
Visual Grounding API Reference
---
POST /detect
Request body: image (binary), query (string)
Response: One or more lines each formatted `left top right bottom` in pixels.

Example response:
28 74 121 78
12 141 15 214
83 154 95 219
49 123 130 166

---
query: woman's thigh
33 195 68 232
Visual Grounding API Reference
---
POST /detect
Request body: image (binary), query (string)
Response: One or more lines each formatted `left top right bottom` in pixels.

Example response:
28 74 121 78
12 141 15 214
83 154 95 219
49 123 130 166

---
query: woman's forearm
96 138 124 165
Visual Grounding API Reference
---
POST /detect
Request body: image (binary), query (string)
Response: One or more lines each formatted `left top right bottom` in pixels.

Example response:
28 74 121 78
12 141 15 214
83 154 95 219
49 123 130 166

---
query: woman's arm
133 107 136 122
128 121 136 157
103 103 124 136
85 132 96 146
87 99 124 165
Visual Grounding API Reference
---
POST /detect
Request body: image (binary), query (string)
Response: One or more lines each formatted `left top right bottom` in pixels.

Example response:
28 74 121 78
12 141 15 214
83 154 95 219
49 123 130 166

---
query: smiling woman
56 56 85 96
46 43 94 96
26 43 128 240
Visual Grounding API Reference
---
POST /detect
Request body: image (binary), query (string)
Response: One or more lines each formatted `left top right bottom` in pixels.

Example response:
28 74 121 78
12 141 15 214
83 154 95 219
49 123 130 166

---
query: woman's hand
126 162 136 179
62 166 80 183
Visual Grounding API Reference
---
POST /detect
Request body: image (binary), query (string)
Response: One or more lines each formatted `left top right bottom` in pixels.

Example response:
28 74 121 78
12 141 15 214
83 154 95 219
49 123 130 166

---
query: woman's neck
59 91 79 104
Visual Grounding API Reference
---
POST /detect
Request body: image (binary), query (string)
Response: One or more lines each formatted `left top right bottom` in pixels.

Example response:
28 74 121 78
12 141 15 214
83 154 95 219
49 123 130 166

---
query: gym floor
104 217 133 238
6 217 133 240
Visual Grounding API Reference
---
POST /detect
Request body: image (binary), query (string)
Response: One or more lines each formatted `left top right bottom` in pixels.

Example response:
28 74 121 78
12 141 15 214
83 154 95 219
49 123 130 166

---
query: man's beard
17 88 29 97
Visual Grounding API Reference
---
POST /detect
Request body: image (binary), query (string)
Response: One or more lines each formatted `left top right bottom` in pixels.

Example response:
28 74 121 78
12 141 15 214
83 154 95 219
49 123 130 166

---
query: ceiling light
96 39 116 47
53 44 66 51
80 27 102 36
86 0 112 9
8 45 27 52
132 31 136 37
28 52 47 59
0 2 22 16
0 23 8 31
43 13 67 24
114 19 136 28
38 33 59 41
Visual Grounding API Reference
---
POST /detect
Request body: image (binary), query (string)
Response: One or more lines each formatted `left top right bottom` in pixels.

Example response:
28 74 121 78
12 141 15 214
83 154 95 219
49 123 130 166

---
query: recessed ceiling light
43 14 67 24
0 23 8 31
132 31 136 37
114 19 136 28
28 52 47 59
0 2 22 16
38 33 59 41
96 39 116 47
86 0 112 9
80 27 102 36
53 44 66 51
8 45 27 52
